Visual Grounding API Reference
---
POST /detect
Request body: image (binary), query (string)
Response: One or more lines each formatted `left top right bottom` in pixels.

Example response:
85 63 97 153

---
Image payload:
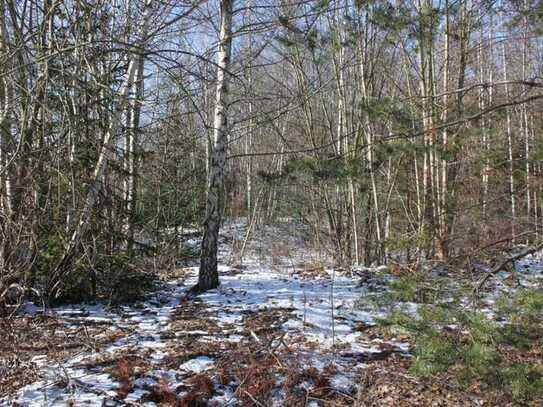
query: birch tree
0 0 12 274
195 0 234 292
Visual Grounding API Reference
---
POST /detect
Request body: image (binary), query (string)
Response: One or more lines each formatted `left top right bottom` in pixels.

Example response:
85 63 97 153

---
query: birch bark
0 0 12 217
196 0 234 292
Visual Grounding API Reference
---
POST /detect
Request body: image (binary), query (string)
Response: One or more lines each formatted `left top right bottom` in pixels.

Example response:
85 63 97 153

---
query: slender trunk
0 0 12 274
0 0 12 217
125 54 144 250
245 29 254 216
384 158 392 260
358 39 381 260
521 3 530 235
439 0 451 259
332 4 352 264
478 23 490 221
417 0 436 257
502 39 515 241
530 116 538 237
196 0 234 292
245 85 253 215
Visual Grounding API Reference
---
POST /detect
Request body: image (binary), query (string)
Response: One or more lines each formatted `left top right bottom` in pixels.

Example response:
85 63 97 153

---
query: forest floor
1 221 543 406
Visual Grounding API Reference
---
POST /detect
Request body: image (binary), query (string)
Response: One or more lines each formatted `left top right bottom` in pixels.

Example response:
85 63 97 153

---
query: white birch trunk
478 24 489 220
441 0 449 230
0 0 13 217
125 54 144 248
196 0 234 292
502 43 516 241
522 3 531 231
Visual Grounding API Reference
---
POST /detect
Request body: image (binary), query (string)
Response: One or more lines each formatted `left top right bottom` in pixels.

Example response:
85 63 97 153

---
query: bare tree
195 0 234 292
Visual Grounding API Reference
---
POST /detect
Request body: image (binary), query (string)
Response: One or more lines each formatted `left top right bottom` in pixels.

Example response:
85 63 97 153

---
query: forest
1 0 543 405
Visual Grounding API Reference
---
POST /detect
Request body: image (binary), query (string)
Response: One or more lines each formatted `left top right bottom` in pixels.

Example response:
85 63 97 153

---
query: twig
242 389 267 407
249 329 261 343
237 188 264 263
250 329 285 369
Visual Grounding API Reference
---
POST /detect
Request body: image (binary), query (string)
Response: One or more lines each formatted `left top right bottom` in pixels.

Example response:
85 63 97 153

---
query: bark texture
196 0 234 293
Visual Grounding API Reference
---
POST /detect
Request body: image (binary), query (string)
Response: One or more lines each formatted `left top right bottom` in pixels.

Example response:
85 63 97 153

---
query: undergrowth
43 252 159 305
375 272 543 404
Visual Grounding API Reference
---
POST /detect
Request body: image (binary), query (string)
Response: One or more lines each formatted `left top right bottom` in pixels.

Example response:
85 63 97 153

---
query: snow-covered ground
5 280 186 406
3 221 542 406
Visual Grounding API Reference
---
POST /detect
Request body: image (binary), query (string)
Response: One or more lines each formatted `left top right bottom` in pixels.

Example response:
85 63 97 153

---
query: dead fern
180 373 214 405
110 358 134 399
147 377 180 405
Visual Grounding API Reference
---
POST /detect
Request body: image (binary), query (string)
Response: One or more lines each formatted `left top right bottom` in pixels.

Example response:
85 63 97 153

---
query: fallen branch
459 230 535 262
475 242 543 292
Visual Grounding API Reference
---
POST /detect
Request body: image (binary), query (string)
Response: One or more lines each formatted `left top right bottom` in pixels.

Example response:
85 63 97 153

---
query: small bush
100 266 157 304
51 252 158 305
496 288 543 347
377 283 543 404
503 363 543 402
409 335 458 376
389 271 451 304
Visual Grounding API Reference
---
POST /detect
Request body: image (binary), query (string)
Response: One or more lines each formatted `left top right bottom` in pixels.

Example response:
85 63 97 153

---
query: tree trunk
502 25 515 241
0 0 13 218
125 54 144 251
0 0 12 274
196 0 234 293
